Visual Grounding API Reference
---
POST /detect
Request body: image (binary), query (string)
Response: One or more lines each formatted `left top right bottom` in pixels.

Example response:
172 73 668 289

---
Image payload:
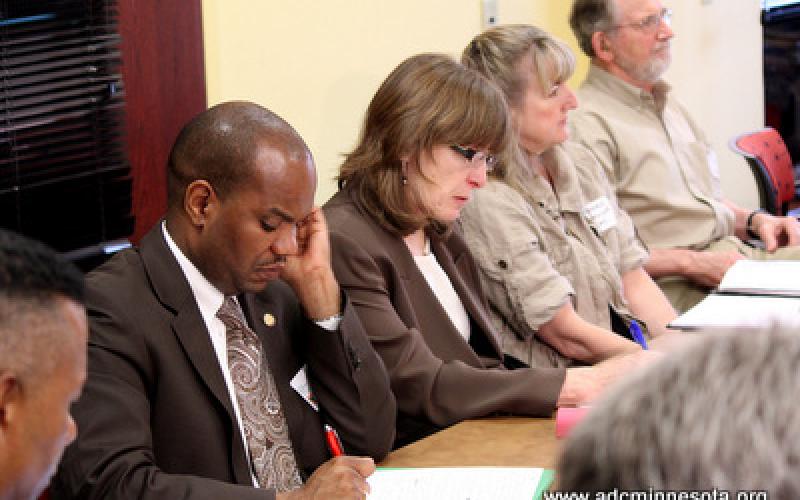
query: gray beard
616 50 671 84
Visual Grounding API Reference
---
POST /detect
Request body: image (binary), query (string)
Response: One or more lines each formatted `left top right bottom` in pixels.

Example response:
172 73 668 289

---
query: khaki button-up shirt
570 65 734 251
460 142 647 368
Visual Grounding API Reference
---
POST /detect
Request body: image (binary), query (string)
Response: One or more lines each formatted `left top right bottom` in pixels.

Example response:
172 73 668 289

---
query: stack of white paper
367 467 547 500
717 260 800 297
668 260 800 329
669 294 800 329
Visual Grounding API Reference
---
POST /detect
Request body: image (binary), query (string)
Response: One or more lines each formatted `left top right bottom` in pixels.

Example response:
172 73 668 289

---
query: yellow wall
203 0 763 207
666 0 764 209
203 0 553 203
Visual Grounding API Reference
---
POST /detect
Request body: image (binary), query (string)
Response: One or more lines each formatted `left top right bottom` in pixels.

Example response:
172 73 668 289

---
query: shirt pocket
496 238 575 333
537 221 574 270
684 141 718 198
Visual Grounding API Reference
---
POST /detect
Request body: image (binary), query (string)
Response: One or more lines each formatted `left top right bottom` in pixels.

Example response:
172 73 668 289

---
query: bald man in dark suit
51 101 395 500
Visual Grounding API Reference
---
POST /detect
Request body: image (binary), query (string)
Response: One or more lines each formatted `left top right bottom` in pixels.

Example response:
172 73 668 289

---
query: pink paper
555 407 590 439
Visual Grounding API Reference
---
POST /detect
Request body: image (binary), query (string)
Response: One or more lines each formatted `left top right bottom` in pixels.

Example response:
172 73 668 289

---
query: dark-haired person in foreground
0 229 87 500
51 101 395 500
557 324 800 496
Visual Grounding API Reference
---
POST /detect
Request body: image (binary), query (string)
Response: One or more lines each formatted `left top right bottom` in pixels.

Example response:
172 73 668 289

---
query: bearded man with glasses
569 0 800 313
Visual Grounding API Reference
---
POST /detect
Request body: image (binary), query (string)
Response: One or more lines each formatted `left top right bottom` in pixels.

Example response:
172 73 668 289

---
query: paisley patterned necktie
217 296 303 491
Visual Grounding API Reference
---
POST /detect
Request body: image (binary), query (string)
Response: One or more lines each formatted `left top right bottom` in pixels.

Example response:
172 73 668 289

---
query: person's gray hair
569 0 617 58
556 324 800 496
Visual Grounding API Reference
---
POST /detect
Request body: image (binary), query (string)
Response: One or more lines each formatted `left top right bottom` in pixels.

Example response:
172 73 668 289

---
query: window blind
0 0 133 259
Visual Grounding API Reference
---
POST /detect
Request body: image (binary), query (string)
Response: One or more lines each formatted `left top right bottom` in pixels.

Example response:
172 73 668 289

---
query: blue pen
629 319 648 350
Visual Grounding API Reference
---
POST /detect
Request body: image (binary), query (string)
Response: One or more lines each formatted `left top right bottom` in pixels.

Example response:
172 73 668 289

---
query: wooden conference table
379 416 561 469
38 417 559 500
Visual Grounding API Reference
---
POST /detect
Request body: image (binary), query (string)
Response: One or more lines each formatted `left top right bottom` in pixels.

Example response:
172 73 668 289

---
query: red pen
324 423 345 457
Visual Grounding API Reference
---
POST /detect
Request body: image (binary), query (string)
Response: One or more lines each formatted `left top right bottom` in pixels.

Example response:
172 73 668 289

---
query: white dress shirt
162 222 342 487
413 238 471 342
162 223 261 486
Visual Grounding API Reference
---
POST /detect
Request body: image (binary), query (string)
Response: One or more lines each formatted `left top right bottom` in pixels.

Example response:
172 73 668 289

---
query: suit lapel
429 228 504 360
349 192 503 364
139 226 238 431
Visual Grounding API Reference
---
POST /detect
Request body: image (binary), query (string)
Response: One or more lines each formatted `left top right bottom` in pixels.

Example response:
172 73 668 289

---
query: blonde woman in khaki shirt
461 25 677 367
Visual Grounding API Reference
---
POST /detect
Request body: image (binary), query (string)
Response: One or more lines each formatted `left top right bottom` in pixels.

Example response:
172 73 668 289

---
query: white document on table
367 466 545 500
718 260 800 296
669 294 800 329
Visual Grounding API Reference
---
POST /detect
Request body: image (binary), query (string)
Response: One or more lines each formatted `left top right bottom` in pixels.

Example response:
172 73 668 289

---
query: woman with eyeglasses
459 25 677 369
323 53 655 448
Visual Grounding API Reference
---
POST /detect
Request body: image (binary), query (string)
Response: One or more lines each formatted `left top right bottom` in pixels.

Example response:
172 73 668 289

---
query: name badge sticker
582 196 617 234
290 365 319 411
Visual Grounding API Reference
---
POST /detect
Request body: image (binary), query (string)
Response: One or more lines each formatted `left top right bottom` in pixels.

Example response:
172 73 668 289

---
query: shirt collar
587 63 672 113
506 147 582 214
547 144 586 212
161 221 226 320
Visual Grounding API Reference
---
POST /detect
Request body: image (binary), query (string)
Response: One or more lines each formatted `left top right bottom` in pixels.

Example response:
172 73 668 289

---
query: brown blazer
324 188 565 447
51 224 395 500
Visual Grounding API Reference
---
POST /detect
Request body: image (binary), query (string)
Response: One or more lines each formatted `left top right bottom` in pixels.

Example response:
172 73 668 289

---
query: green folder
533 469 555 500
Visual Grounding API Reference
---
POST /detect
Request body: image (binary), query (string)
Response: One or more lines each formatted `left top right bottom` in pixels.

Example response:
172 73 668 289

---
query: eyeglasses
609 7 672 35
450 144 498 172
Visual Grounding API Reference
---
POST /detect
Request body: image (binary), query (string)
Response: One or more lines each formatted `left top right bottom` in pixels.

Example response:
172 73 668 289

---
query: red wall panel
118 0 207 242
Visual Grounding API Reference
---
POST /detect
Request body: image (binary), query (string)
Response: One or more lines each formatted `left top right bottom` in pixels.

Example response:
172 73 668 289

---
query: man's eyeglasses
609 7 672 35
450 144 498 172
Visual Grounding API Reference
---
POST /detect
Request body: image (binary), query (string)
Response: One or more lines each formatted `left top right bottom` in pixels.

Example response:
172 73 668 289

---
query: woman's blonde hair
462 25 576 189
338 53 512 235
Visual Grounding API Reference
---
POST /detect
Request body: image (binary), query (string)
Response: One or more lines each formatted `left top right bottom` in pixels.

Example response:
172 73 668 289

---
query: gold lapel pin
263 313 276 327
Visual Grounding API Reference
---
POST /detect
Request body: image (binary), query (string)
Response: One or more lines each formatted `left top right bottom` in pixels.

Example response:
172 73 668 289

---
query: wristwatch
746 209 767 240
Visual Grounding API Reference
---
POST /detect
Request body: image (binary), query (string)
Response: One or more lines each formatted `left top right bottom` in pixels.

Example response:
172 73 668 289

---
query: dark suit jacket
51 224 395 500
323 188 566 447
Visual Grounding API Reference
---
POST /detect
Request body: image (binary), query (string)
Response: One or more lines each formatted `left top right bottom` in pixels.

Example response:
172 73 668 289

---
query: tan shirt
460 142 647 368
570 65 735 251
